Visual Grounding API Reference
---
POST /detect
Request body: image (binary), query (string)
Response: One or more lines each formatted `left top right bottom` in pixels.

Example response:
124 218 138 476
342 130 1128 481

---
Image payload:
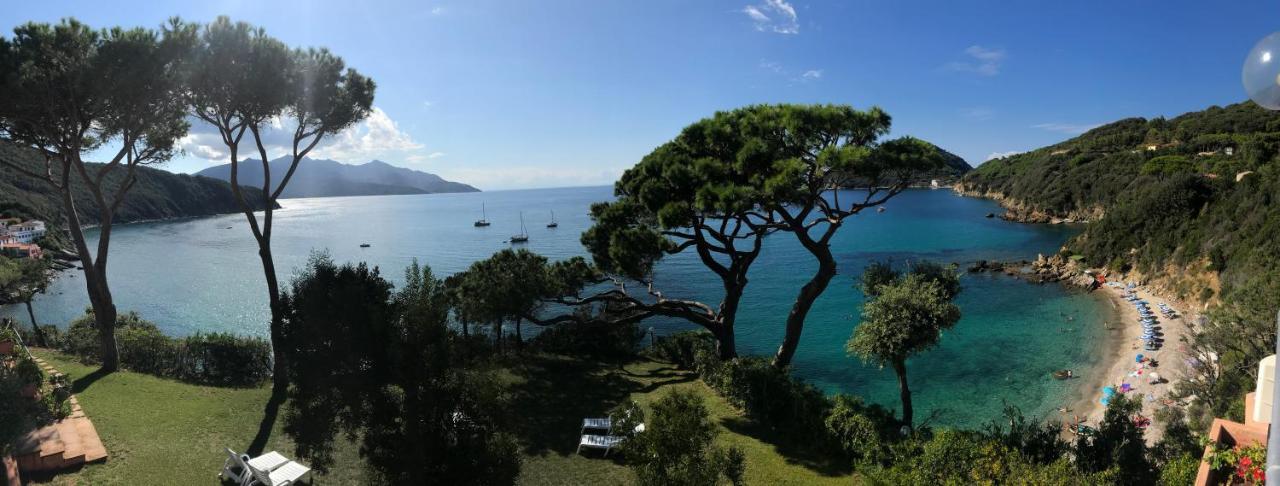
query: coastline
1066 281 1191 443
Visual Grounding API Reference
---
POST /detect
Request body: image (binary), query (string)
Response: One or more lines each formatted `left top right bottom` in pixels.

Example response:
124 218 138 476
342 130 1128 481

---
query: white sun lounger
221 448 289 486
577 424 645 457
581 417 611 433
245 451 312 486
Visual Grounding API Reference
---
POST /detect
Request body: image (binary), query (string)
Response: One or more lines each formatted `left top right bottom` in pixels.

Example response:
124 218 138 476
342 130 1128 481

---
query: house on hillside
0 242 42 260
0 220 46 244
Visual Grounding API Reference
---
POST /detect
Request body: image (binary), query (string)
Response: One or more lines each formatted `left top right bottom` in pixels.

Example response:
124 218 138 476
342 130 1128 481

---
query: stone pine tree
0 20 190 370
176 17 375 395
580 137 774 359
583 104 941 364
847 261 961 427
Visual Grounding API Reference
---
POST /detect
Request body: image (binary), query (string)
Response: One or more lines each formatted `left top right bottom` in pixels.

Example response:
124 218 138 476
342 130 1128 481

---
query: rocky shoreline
967 253 1099 288
952 184 1101 224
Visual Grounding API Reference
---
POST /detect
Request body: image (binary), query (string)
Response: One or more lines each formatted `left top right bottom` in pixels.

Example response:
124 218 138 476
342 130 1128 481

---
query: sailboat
546 210 558 228
510 212 529 243
474 203 491 227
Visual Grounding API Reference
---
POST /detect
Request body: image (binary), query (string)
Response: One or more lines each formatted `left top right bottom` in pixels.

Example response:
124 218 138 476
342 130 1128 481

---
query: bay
1 186 1108 427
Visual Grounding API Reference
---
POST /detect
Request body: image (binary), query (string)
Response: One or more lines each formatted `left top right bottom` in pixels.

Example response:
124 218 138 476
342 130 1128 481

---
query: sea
0 186 1110 427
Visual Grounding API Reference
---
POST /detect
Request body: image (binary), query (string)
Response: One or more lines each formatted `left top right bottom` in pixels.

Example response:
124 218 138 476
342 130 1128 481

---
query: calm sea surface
1 186 1109 427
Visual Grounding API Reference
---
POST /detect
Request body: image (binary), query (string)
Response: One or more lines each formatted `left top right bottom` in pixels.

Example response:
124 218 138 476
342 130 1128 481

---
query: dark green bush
646 330 715 370
702 356 829 435
528 319 645 361
825 394 890 466
58 309 272 387
180 333 273 386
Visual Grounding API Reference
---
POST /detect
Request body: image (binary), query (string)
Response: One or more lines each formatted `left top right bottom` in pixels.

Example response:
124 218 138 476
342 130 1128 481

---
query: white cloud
428 152 446 159
1031 122 1101 134
742 0 799 34
986 150 1022 161
181 106 434 165
963 107 993 121
945 45 1006 76
430 6 445 15
759 59 823 83
422 100 434 109
742 5 770 22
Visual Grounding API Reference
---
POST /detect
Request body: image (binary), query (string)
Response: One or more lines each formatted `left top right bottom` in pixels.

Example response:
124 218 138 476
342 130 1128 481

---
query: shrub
528 319 645 361
180 333 273 386
646 330 715 370
703 357 829 436
621 389 745 486
825 395 888 467
58 310 272 387
15 356 42 386
1158 453 1200 486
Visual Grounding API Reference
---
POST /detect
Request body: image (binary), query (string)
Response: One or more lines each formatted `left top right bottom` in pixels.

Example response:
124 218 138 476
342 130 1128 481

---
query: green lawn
26 349 855 485
26 349 364 485
506 355 853 486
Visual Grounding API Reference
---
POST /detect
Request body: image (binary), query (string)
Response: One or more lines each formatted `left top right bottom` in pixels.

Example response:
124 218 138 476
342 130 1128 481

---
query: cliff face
952 183 1103 224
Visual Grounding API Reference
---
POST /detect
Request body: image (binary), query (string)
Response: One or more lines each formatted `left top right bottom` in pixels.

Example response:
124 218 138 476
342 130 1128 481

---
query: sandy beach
1062 281 1192 443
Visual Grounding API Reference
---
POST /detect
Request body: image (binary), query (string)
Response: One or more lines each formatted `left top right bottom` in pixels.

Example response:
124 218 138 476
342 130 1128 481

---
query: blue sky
4 1 1276 190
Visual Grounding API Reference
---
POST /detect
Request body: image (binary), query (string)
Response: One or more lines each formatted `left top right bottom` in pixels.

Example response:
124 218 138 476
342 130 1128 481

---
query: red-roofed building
0 243 42 260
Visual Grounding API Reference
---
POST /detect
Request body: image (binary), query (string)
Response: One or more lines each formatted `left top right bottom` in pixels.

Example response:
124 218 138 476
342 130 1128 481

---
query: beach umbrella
1136 354 1145 362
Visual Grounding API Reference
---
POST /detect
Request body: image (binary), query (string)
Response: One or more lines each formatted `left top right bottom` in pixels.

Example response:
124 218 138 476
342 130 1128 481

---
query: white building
5 220 46 243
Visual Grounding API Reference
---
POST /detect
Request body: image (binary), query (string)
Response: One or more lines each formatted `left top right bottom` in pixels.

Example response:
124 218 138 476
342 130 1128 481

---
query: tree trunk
60 181 120 371
514 318 523 350
256 242 289 398
893 359 913 427
24 300 47 347
710 324 737 360
711 277 746 360
773 247 836 368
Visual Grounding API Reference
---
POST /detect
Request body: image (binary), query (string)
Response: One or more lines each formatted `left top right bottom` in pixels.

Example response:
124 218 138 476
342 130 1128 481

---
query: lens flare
1243 32 1280 110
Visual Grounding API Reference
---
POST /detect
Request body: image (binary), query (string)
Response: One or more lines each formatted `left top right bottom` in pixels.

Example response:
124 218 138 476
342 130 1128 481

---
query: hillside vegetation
960 100 1280 421
0 142 272 249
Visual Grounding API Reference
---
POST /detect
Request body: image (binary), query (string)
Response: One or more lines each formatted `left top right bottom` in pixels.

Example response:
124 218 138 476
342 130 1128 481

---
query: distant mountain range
195 157 479 198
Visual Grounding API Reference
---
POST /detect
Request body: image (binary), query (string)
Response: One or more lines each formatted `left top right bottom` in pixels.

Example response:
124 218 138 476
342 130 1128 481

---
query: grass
506 354 853 486
23 349 855 485
24 348 363 485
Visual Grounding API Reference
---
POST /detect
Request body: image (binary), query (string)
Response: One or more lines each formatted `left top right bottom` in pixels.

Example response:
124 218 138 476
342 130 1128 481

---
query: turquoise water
0 187 1108 427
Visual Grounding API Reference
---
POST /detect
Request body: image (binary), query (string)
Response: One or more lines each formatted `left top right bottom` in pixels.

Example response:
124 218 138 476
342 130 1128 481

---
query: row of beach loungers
577 416 646 457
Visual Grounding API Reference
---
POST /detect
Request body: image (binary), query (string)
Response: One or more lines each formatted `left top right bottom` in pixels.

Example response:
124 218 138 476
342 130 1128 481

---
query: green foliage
57 309 271 386
622 388 746 486
15 355 42 386
527 314 645 361
701 356 830 436
0 362 37 456
848 273 962 366
1074 394 1153 483
646 330 717 370
281 255 520 484
1157 454 1201 486
0 143 273 248
824 394 897 467
1140 155 1196 178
